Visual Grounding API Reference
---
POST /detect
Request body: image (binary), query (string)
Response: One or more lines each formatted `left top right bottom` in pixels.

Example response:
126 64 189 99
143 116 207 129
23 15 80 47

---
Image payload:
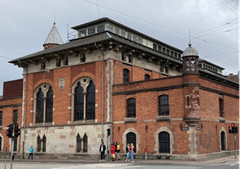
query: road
0 161 239 169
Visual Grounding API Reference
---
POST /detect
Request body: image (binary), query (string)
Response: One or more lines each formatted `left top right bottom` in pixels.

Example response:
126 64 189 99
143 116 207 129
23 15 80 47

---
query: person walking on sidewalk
99 141 106 162
111 143 116 162
130 143 135 162
125 143 131 162
28 146 34 159
115 142 121 160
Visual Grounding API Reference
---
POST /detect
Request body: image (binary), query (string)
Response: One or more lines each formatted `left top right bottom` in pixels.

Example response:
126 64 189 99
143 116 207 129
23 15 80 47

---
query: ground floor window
126 132 136 152
221 131 225 151
159 131 170 153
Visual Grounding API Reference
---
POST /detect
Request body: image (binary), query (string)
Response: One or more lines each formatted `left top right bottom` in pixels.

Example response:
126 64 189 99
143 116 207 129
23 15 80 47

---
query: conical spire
43 22 63 49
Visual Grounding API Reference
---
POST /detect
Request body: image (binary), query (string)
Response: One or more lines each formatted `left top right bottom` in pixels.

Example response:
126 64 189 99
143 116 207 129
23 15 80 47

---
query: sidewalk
1 155 239 165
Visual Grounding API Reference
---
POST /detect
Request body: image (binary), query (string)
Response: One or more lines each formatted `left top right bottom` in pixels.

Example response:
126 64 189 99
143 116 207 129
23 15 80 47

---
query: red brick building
1 18 238 160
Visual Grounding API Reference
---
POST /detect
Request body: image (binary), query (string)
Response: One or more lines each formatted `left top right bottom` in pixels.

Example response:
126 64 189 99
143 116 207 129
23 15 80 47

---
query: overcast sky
0 0 239 95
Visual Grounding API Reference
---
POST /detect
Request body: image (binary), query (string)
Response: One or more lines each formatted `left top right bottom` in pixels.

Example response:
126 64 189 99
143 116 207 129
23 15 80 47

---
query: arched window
127 98 136 118
36 88 44 123
86 80 95 120
13 110 18 124
159 131 170 153
46 87 53 122
144 74 150 80
74 82 84 121
219 98 224 117
221 131 225 151
159 95 169 115
126 132 136 152
76 134 81 152
37 135 41 152
123 69 130 83
83 133 88 152
42 135 46 152
0 111 3 126
73 77 95 121
35 84 53 123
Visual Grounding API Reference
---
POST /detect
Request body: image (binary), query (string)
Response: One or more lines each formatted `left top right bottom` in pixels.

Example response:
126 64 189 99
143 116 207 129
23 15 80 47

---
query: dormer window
108 24 113 32
97 25 105 33
88 27 95 35
121 30 126 38
79 29 86 37
127 32 132 40
56 58 61 67
41 62 46 70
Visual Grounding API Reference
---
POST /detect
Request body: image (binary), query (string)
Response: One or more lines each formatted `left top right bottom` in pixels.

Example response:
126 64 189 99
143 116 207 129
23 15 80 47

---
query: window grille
127 98 136 118
123 69 130 83
159 132 170 153
159 95 169 115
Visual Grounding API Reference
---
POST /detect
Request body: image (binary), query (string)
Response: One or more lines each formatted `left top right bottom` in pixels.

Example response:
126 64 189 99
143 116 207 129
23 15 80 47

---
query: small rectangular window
108 24 113 32
80 53 86 62
122 52 125 61
138 37 142 44
97 25 105 33
56 58 61 67
133 35 137 42
162 48 165 53
0 111 2 126
115 27 119 35
79 29 86 37
88 27 95 35
153 44 157 50
158 45 161 52
41 62 46 70
121 30 126 37
64 57 68 66
127 32 132 40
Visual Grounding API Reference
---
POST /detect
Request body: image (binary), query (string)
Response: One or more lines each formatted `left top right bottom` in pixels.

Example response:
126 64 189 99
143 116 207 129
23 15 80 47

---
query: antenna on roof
188 29 191 47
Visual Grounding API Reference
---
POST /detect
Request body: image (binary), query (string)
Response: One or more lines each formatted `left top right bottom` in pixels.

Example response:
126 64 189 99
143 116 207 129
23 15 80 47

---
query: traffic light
6 124 13 138
231 123 235 131
107 128 110 136
14 123 21 138
231 123 238 134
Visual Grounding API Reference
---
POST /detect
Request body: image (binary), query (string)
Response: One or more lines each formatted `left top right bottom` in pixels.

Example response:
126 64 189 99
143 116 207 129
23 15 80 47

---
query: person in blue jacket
28 146 34 159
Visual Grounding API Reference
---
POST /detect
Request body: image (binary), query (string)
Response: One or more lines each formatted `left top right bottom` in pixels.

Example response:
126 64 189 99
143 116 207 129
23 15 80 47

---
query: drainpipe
20 61 27 159
94 42 104 142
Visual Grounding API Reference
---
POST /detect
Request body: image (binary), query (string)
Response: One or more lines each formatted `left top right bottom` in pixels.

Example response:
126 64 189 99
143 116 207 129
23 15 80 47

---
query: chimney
229 73 233 76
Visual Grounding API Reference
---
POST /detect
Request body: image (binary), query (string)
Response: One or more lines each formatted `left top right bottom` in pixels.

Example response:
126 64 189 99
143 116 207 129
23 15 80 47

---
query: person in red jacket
111 143 116 162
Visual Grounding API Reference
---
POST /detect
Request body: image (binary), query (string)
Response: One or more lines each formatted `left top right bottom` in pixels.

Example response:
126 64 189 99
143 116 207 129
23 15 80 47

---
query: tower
43 22 63 50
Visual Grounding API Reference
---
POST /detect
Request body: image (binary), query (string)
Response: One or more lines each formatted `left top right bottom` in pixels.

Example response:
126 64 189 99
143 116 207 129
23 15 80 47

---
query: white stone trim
122 128 140 153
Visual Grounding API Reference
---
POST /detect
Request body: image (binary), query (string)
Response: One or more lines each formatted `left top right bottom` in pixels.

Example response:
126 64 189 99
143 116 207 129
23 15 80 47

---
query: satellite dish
238 70 240 78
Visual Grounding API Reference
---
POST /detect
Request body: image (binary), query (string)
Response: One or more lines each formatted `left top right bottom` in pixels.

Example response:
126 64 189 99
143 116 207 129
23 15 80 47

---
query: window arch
42 135 46 152
126 132 136 152
127 98 136 118
144 74 150 80
34 84 53 124
159 131 170 153
221 131 226 151
123 69 130 83
72 77 95 121
159 95 169 115
37 135 41 152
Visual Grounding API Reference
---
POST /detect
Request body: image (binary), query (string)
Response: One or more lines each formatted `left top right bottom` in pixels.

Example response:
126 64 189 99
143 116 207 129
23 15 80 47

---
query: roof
43 23 63 45
182 43 198 57
9 32 182 64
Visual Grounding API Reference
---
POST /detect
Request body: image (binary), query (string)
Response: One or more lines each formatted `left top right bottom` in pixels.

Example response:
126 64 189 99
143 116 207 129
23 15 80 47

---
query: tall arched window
159 131 170 153
76 134 81 152
83 133 88 152
123 69 130 83
73 77 95 121
219 98 224 117
127 98 136 118
126 132 136 152
159 95 169 115
46 87 53 122
86 80 95 120
36 88 44 123
35 84 53 123
13 110 18 124
74 82 84 121
221 131 225 151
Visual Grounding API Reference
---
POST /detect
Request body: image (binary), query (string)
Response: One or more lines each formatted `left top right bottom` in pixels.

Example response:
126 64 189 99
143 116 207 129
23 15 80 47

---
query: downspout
94 42 104 142
160 59 169 76
20 61 27 159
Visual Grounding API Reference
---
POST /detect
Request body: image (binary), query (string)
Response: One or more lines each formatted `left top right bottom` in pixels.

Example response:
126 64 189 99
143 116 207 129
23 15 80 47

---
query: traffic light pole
234 133 237 159
10 138 14 169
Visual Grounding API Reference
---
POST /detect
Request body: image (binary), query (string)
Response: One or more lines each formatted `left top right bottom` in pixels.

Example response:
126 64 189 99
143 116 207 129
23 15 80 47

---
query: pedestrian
130 143 135 162
28 145 34 159
125 143 131 162
111 143 116 162
115 142 121 160
99 141 106 162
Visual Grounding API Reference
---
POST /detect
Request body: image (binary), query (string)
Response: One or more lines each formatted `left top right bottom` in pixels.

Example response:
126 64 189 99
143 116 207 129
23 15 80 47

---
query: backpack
117 144 120 151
